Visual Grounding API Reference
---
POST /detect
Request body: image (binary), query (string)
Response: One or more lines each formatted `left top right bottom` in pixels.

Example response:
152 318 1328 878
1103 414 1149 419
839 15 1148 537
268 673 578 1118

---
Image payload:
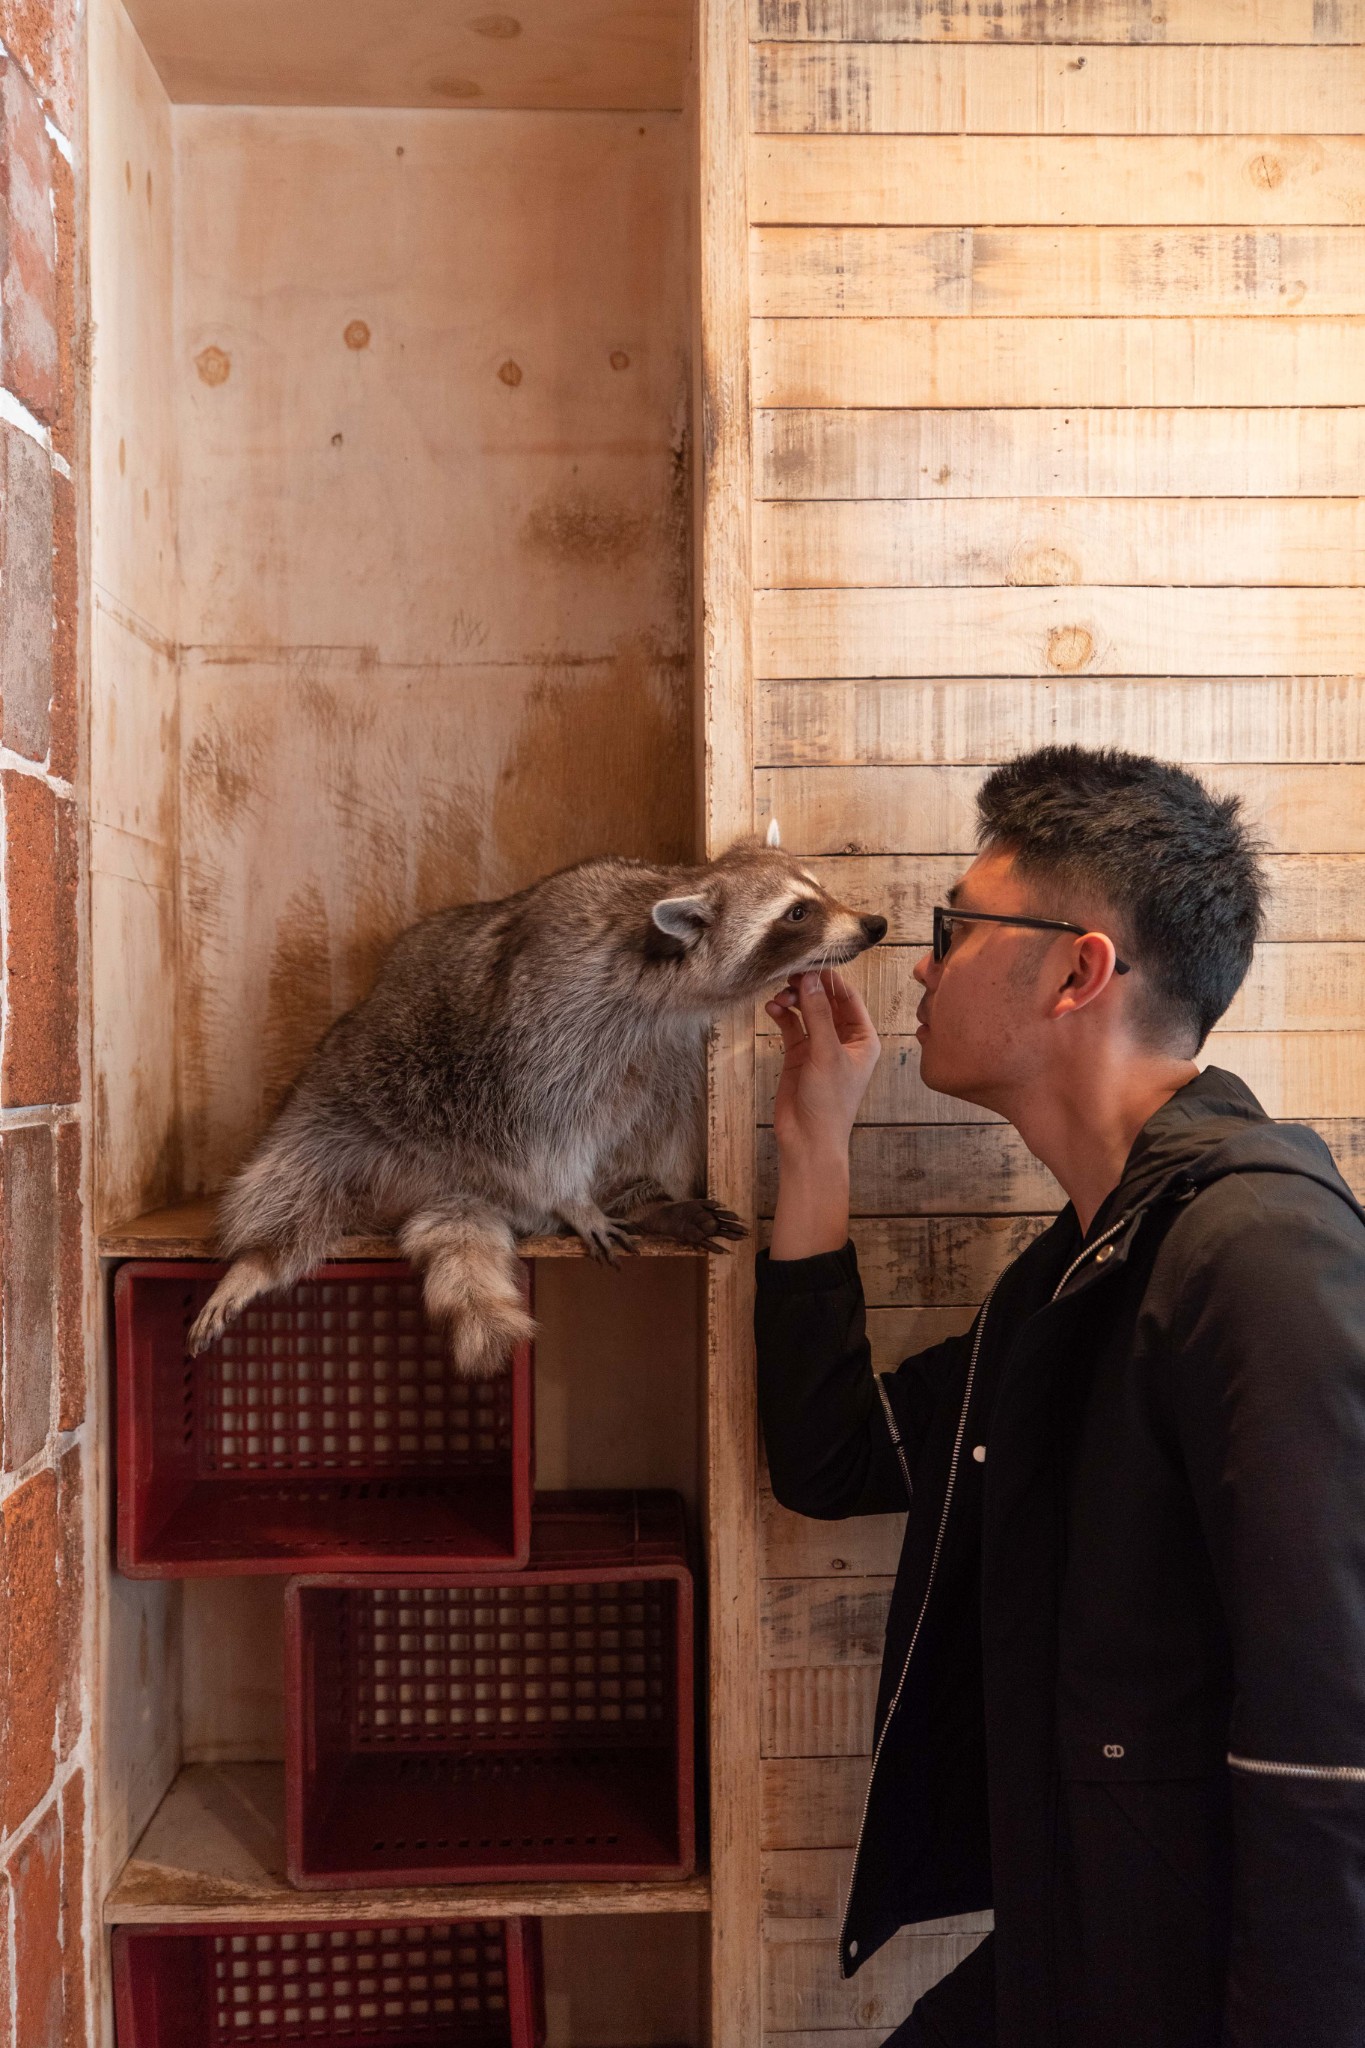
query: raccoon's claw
587 1221 639 1266
626 1198 750 1251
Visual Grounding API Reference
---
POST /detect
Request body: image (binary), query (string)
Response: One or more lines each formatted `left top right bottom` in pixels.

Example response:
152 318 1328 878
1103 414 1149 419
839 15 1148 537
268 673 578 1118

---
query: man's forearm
769 1144 851 1261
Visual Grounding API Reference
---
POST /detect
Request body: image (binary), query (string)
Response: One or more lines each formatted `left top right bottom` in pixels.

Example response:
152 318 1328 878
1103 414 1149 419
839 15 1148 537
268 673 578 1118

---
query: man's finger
796 970 840 1054
766 1001 806 1057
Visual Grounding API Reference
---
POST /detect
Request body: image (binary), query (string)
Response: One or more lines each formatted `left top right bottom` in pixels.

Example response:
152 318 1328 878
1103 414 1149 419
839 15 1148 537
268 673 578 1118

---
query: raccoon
188 825 886 1376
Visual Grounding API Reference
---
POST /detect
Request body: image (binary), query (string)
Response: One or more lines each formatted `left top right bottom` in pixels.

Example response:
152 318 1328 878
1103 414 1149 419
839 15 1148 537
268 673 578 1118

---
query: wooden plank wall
744 2 1365 2038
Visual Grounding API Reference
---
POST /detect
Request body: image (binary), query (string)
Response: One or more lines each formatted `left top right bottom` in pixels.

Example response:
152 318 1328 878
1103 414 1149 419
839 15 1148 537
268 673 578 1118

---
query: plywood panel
765 1933 983 2031
749 137 1365 224
751 42 1365 133
758 764 1365 854
755 500 1365 590
793 853 1365 943
753 317 1365 407
751 0 1365 42
753 226 1365 318
757 408 1365 500
866 1305 978 1367
839 1216 1053 1306
123 0 690 110
173 110 692 1188
757 678 1365 766
754 588 1365 681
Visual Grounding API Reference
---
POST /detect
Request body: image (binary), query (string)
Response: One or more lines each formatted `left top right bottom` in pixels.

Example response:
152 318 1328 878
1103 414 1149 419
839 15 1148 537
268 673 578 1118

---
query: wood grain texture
106 1765 711 1923
761 1492 906 1578
756 945 1365 1036
793 853 1365 944
763 1757 874 1847
757 677 1365 765
750 136 1365 224
753 317 1365 407
754 499 1365 590
764 1667 882 1757
759 1124 1062 1213
757 764 1365 853
121 0 691 109
97 1198 705 1261
757 407 1365 500
751 42 1365 134
837 1215 1055 1306
701 3 765 2042
763 1850 990 1944
764 1579 895 1668
754 588 1365 681
765 1933 984 2030
753 226 1365 318
751 0 1365 43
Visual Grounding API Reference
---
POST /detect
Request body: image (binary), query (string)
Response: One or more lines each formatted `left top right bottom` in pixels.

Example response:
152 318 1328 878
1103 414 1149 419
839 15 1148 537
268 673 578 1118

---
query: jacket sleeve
755 1239 971 1520
1165 1172 1365 2047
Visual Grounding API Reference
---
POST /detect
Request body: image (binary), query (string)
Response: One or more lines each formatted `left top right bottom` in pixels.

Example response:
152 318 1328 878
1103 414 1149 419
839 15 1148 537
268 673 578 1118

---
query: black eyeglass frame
932 905 1131 975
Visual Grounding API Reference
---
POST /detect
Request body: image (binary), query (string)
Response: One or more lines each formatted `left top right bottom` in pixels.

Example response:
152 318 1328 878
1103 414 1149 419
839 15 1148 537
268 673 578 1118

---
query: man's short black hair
975 746 1265 1053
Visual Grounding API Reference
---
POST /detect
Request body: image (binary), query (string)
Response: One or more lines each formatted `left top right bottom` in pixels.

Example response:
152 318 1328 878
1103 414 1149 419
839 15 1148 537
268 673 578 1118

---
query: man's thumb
798 971 838 1050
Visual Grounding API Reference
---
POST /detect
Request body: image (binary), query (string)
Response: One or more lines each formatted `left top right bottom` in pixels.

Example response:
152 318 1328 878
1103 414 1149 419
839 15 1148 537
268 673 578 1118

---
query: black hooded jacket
755 1069 1365 2047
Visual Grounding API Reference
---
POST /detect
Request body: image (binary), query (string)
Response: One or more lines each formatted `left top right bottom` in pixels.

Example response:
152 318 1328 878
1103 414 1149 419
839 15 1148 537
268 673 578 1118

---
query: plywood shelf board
105 1765 711 1925
99 1200 707 1261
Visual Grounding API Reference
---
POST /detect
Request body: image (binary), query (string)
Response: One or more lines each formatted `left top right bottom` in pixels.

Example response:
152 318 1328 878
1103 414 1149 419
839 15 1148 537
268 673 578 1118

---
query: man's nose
860 914 888 944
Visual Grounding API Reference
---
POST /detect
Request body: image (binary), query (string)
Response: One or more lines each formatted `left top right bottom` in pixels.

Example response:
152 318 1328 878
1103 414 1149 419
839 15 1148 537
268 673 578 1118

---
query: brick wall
0 0 90 2042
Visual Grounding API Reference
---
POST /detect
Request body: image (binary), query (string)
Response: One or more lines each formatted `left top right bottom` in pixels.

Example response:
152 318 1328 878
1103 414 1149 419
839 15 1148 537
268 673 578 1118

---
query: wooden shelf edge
104 1765 711 1926
98 1200 708 1262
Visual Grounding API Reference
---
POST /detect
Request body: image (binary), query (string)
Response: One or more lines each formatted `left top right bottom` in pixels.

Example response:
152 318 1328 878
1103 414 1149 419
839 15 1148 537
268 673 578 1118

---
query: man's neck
1002 1049 1200 1236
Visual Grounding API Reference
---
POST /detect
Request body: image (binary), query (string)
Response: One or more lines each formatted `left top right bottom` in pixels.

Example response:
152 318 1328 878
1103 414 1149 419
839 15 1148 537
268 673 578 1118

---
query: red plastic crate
285 1492 695 1888
115 1262 534 1576
112 1918 544 2048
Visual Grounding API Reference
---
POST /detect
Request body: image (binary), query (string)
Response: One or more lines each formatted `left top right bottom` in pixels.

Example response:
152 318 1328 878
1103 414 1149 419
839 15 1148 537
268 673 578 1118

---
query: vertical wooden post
697 0 761 2041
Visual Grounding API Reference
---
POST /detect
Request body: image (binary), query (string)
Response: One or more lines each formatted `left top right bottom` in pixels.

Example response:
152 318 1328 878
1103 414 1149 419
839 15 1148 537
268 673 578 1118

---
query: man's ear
651 894 714 947
766 817 781 847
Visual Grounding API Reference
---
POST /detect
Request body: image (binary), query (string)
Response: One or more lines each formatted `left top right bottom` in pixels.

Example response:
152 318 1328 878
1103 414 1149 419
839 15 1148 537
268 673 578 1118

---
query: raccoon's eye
785 903 809 923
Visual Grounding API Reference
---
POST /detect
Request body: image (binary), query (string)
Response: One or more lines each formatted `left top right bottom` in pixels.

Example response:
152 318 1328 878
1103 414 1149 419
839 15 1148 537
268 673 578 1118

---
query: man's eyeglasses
932 906 1131 975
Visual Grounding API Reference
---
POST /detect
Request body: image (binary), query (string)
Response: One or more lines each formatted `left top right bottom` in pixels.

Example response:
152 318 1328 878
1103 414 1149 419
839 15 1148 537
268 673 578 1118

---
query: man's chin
917 1040 981 1107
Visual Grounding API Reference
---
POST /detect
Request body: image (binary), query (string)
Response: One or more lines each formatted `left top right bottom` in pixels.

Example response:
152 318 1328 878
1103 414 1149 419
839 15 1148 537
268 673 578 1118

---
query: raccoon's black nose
861 914 888 945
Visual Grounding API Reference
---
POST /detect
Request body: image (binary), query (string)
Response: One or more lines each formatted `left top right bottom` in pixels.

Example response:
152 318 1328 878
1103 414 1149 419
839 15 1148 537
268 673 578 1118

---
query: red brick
53 1121 82 1430
1 771 79 1107
55 1443 82 1760
60 1771 85 2048
0 421 54 763
0 57 57 422
0 1467 60 1832
0 1122 55 1471
0 0 75 135
50 136 74 468
8 1801 61 2046
49 465 76 784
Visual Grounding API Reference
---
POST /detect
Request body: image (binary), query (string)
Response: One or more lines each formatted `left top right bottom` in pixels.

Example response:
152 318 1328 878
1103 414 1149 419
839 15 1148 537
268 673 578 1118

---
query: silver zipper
1050 1213 1129 1304
839 1283 995 1966
1228 1752 1365 1784
875 1376 913 1503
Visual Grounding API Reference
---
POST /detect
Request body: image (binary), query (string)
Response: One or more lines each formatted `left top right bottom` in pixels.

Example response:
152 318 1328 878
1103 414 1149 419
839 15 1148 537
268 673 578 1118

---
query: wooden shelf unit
105 1765 711 1926
99 1201 708 1264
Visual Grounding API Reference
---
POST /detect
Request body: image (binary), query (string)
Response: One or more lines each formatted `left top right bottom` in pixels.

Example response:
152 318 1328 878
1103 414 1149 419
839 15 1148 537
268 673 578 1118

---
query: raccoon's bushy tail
399 1202 535 1380
185 1126 353 1357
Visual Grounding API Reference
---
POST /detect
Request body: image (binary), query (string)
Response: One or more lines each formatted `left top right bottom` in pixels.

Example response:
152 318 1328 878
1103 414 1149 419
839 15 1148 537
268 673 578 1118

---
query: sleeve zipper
875 1376 913 1504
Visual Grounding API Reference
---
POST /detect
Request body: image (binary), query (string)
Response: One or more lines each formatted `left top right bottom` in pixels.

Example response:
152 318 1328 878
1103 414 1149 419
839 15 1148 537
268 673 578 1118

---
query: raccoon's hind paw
185 1252 281 1355
561 1205 639 1267
627 1198 749 1254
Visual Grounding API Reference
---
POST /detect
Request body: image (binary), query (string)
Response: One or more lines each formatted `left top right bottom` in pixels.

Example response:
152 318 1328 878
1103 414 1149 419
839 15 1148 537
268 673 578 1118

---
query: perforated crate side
115 1261 534 1576
111 1918 545 2048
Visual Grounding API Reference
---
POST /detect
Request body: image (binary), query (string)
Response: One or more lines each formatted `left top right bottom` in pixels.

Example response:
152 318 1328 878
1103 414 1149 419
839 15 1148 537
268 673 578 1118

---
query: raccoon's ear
766 817 781 848
651 893 713 947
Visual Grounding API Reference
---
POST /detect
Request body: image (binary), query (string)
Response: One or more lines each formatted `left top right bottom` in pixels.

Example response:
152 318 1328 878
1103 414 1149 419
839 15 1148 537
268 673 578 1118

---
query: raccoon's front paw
186 1298 229 1357
630 1199 749 1254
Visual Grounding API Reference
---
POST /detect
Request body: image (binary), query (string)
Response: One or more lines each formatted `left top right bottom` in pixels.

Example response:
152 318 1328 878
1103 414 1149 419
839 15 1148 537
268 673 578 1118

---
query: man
756 747 1365 2048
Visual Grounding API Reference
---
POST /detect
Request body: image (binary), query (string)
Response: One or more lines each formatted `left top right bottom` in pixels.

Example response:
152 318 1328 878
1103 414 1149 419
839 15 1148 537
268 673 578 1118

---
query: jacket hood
1111 1064 1361 1225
